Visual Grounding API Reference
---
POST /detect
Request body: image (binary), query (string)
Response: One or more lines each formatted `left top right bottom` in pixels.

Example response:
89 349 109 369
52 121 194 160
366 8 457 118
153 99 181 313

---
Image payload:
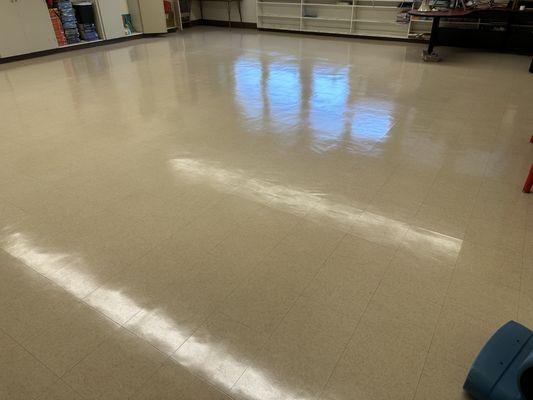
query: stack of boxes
57 0 80 44
77 24 99 41
48 9 67 46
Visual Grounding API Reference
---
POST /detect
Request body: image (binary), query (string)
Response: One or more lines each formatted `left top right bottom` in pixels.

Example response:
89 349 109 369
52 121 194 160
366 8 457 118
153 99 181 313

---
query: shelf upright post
299 0 303 30
256 0 260 27
350 0 356 32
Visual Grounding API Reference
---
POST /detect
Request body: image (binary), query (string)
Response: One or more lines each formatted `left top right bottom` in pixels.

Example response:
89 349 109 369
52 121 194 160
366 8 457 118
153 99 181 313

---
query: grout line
229 213 345 393
0 325 63 397
0 193 232 385
409 164 484 400
409 256 460 400
157 208 304 398
316 235 402 399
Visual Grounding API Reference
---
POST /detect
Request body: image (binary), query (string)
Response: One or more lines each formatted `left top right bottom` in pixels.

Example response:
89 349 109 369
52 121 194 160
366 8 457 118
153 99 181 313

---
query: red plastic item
163 1 172 13
523 136 533 193
523 165 533 193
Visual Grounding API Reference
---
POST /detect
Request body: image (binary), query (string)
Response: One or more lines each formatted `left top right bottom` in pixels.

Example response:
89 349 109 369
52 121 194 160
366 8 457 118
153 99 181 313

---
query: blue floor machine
464 320 533 400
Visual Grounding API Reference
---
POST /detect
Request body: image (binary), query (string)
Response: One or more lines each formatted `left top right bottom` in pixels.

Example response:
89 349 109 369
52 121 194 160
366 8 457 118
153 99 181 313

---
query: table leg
228 0 232 28
530 58 533 73
423 16 441 61
199 0 204 20
237 0 243 25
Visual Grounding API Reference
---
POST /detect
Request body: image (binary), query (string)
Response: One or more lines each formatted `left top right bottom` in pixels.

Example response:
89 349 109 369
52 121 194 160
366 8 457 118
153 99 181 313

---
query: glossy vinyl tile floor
1 26 533 400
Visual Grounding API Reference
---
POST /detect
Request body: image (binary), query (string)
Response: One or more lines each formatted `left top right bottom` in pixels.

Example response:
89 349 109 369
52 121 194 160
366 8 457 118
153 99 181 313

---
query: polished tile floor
0 26 532 399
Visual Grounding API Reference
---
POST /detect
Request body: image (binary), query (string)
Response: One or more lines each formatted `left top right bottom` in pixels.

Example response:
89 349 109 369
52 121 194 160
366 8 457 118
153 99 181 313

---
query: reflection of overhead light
1 156 462 399
169 158 463 257
2 231 311 399
3 232 100 298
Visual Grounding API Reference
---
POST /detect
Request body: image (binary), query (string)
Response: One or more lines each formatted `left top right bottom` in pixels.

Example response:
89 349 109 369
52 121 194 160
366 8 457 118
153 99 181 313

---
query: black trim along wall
1 19 531 64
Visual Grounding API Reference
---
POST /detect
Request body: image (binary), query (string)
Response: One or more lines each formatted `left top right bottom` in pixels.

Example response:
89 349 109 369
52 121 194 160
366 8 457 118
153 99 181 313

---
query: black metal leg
237 0 243 24
530 58 533 73
199 0 204 20
423 16 441 61
427 16 440 55
228 0 232 28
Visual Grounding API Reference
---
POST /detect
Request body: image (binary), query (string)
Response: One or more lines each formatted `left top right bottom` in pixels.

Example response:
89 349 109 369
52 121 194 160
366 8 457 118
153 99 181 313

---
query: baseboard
0 34 144 64
183 19 202 27
200 19 257 29
257 27 426 44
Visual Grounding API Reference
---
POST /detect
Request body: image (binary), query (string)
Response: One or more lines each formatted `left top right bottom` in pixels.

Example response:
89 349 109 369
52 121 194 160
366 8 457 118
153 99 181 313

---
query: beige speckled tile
133 359 233 400
1 27 531 400
172 312 267 389
413 347 470 400
63 328 167 399
37 379 84 400
0 330 57 400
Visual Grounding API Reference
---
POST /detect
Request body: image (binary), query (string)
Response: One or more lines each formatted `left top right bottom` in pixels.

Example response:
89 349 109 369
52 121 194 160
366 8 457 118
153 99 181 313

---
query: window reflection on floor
233 56 394 151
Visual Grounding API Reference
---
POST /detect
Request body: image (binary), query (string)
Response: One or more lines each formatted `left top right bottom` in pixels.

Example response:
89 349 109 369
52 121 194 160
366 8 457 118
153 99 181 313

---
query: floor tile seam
38 377 88 400
451 268 523 292
312 231 403 399
146 310 240 400
213 220 299 306
406 183 434 227
158 223 300 390
78 235 175 306
516 203 530 322
176 308 259 399
155 354 239 400
413 158 447 213
165 308 247 398
61 323 173 395
0 325 63 393
228 231 348 395
0 246 142 361
76 247 206 328
444 294 520 327
435 157 482 252
115 203 302 358
215 206 308 278
0 239 176 381
168 303 225 357
121 313 237 400
0 233 129 313
313 276 384 400
192 223 241 258
77 191 227 310
463 236 525 255
54 315 147 379
0 193 31 218
203 204 294 256
50 325 115 379
410 239 465 400
360 167 398 209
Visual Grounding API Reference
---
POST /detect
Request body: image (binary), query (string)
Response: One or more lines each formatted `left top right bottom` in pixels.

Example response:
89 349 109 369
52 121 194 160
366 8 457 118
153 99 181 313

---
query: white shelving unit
257 0 431 40
0 0 183 61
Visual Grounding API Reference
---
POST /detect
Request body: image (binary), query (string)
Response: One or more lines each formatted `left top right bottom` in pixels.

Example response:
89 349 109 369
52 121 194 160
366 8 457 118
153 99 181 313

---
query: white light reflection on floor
1 233 311 400
1 158 462 400
169 158 463 256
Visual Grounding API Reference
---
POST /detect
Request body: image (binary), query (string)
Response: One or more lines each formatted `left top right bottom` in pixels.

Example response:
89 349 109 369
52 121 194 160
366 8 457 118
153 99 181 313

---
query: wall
190 0 257 23
119 0 130 13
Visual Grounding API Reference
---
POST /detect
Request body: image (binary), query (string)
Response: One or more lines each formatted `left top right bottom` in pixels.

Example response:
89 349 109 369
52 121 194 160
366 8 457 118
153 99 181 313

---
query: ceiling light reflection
169 158 462 257
1 231 311 399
